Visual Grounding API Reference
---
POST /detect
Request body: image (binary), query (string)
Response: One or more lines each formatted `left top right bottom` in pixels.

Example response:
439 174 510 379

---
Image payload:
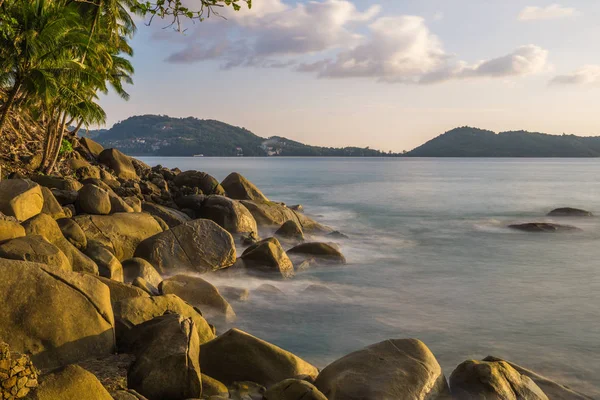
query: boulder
0 179 43 221
173 170 224 195
141 202 191 228
508 223 580 232
109 192 134 213
77 184 112 215
288 242 346 265
124 196 142 212
50 188 79 205
68 158 101 180
31 174 83 191
240 200 331 233
95 276 150 305
200 328 318 387
202 374 229 397
221 172 269 202
0 259 114 369
23 213 98 274
113 294 215 344
194 195 258 236
241 237 294 279
85 241 124 282
57 217 87 250
98 148 138 180
80 137 105 158
30 365 112 400
303 284 337 297
134 219 236 274
255 284 285 296
264 379 327 400
40 186 66 219
314 339 450 400
122 257 163 287
327 230 349 239
547 207 593 217
159 275 236 322
275 220 304 242
132 277 159 296
483 356 594 400
0 218 25 244
449 359 548 400
73 213 163 261
126 315 202 400
0 235 71 272
220 286 250 302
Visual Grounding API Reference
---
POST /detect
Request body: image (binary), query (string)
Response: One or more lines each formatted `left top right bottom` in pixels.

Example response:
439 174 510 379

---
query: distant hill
406 127 600 157
88 115 397 157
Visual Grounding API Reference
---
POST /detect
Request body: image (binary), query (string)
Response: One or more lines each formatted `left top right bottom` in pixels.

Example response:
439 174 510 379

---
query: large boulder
200 328 318 387
240 200 331 233
73 213 163 261
194 195 258 236
483 356 594 400
314 339 450 400
547 207 593 217
98 148 138 180
135 219 236 274
122 257 163 287
57 217 87 250
0 217 25 244
241 237 294 279
0 179 43 221
508 223 580 232
221 172 269 202
275 220 305 242
22 214 98 274
80 137 105 158
113 294 215 344
108 192 134 214
31 174 82 191
449 359 548 400
288 242 346 265
0 235 71 272
85 241 124 281
173 170 224 195
30 365 112 400
51 188 79 205
125 314 202 400
40 186 66 219
0 259 115 369
201 374 229 398
264 379 328 400
77 184 112 215
141 202 191 228
95 276 150 305
159 275 236 322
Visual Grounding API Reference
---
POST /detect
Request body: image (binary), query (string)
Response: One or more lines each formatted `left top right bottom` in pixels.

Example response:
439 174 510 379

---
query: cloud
550 65 600 85
161 0 549 84
518 4 580 21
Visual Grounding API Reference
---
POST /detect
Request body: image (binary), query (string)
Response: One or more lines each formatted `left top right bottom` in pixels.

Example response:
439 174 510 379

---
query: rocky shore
0 137 595 400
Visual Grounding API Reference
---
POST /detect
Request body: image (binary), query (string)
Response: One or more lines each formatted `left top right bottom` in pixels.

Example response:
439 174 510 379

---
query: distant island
406 127 600 157
87 115 398 157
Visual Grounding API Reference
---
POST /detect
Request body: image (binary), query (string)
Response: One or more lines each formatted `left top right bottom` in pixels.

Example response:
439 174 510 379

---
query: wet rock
98 148 138 180
240 200 330 233
30 365 112 400
134 219 236 274
314 339 450 400
159 275 236 322
0 235 71 272
85 241 124 281
327 230 349 239
122 257 163 287
126 315 202 400
288 242 346 265
220 286 250 302
56 218 87 250
0 179 43 221
77 184 111 215
221 172 270 202
141 202 190 228
303 284 337 297
241 237 294 279
547 207 593 217
0 259 114 369
508 223 580 232
275 220 304 242
449 359 548 400
264 379 327 400
255 284 285 296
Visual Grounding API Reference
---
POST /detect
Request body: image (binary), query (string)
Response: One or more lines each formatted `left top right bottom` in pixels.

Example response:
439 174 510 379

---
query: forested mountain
89 115 397 157
406 127 600 157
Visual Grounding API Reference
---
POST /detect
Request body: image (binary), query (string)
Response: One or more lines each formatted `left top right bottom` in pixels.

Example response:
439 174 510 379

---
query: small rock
508 223 580 232
547 207 593 217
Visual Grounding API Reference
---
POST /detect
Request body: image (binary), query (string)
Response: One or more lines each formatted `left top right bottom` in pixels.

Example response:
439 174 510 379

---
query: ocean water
140 157 600 396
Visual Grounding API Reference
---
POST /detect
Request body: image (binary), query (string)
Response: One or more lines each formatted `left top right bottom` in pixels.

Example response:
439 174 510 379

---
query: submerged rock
449 359 548 400
314 339 450 400
200 328 319 387
508 223 580 232
288 242 346 265
547 207 593 217
220 286 250 302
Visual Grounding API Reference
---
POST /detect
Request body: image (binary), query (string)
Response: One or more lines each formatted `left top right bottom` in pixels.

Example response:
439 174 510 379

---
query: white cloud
518 4 580 21
162 0 549 84
550 65 600 85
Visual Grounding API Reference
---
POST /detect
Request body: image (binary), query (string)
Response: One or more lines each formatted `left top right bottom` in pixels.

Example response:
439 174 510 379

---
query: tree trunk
45 113 67 174
41 117 56 171
0 81 21 134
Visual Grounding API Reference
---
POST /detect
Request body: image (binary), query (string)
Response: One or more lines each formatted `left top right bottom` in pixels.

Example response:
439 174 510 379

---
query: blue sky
100 1 600 151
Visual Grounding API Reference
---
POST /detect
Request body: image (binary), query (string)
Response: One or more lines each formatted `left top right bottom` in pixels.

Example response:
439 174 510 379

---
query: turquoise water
141 157 600 395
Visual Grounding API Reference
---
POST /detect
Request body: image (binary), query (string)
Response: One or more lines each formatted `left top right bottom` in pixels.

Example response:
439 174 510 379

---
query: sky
100 0 600 152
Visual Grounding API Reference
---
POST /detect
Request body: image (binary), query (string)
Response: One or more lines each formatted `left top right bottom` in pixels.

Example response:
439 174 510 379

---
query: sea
139 157 600 396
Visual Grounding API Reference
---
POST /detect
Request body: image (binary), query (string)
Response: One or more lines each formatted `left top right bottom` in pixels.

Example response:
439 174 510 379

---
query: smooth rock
80 137 105 158
98 148 138 180
31 365 112 400
57 217 87 250
0 179 43 221
77 184 111 215
275 220 304 242
508 223 580 232
95 276 150 305
0 218 25 243
51 188 79 205
547 207 593 217
264 379 327 400
240 200 330 233
40 186 66 219
31 174 82 191
191 195 258 236
141 202 191 228
0 235 71 272
202 374 229 397
200 328 318 387
288 242 346 265
135 219 236 274
85 241 124 281
219 286 250 302
109 192 134 213
241 237 294 279
173 170 224 195
314 339 450 400
221 172 269 202
132 277 160 296
122 257 163 287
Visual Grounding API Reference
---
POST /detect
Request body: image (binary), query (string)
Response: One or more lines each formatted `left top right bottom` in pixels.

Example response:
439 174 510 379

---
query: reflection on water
141 157 600 396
